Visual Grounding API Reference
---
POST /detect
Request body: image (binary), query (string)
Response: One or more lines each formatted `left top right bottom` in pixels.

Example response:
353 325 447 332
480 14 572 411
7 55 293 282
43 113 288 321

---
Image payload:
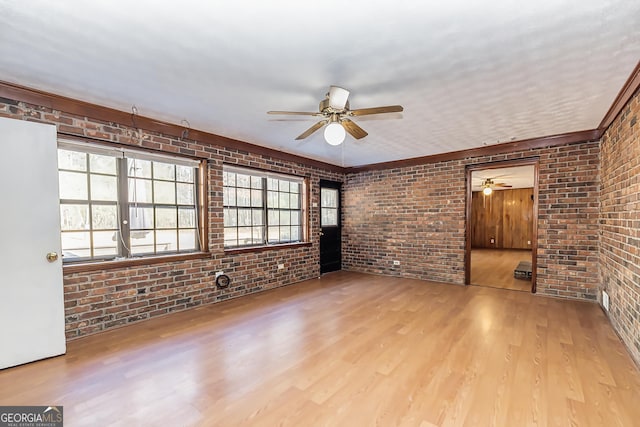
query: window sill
224 241 312 255
63 252 211 274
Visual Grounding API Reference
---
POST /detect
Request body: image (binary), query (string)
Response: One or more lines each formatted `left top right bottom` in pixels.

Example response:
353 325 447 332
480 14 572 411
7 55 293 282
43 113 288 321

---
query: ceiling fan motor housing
319 98 349 115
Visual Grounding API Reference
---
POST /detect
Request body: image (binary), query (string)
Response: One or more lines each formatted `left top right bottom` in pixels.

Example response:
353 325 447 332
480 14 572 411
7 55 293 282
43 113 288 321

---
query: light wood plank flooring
471 248 533 291
1 271 639 426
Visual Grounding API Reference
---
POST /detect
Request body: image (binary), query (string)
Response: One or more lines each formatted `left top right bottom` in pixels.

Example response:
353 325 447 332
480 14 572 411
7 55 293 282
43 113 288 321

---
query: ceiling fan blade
350 105 404 116
341 118 368 140
267 111 322 116
295 120 327 140
328 86 350 110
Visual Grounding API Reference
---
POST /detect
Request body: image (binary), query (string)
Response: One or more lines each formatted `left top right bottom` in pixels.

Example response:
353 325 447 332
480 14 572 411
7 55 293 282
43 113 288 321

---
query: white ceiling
0 1 638 167
471 165 535 192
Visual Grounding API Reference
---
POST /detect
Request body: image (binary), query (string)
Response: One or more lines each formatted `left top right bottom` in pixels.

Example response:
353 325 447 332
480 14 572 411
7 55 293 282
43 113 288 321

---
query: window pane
267 177 278 190
224 208 237 227
58 150 86 171
280 210 290 225
60 204 89 231
236 188 250 207
177 183 194 205
89 154 116 174
90 174 118 201
252 209 264 226
93 231 118 256
290 193 299 209
268 209 279 225
267 191 278 208
129 178 153 203
238 208 252 226
153 162 175 180
156 207 177 228
252 227 263 243
280 227 291 241
128 159 152 178
92 205 118 230
178 207 195 228
223 171 235 186
176 165 194 183
321 188 338 208
59 171 88 199
267 226 279 243
322 207 338 226
224 228 237 247
291 226 300 241
179 229 197 251
279 180 290 192
156 230 177 253
251 176 263 189
131 232 155 255
154 180 176 204
251 189 262 207
223 187 236 206
236 174 250 188
291 211 300 226
290 183 300 194
130 207 154 229
237 227 252 245
279 192 290 208
61 231 90 251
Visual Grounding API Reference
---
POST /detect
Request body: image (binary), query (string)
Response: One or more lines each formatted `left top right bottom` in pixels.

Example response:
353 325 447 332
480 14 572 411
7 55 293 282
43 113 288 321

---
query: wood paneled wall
471 188 534 249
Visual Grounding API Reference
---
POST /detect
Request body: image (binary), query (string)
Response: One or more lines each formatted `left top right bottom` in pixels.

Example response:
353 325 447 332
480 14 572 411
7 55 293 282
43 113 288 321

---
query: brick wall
344 142 601 300
600 89 640 366
0 96 342 339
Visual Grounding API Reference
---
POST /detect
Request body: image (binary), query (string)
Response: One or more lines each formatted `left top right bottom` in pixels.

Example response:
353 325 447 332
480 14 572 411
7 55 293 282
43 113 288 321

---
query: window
223 166 306 248
321 188 339 226
58 140 202 262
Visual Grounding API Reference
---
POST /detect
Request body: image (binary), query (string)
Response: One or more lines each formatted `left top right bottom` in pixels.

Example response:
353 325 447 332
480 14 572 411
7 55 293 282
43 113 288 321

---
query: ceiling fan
267 86 403 145
478 178 512 195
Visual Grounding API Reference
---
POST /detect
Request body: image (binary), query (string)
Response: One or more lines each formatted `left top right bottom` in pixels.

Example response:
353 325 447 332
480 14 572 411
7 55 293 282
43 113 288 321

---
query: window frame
57 138 208 268
223 165 309 250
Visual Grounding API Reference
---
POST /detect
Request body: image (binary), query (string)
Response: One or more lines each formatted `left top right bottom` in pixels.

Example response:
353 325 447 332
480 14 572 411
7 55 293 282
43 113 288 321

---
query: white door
0 117 66 369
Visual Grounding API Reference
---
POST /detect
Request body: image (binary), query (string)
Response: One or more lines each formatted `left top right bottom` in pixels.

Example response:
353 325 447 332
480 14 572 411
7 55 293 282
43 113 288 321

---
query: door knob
319 232 324 236
46 252 59 262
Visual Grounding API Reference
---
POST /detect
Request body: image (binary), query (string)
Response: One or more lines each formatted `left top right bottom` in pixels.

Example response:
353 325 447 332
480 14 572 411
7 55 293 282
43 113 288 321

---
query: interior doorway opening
465 159 539 292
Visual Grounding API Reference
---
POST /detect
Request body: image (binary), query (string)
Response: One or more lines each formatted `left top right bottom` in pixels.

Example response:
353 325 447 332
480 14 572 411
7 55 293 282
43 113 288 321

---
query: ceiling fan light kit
324 120 346 146
268 85 403 145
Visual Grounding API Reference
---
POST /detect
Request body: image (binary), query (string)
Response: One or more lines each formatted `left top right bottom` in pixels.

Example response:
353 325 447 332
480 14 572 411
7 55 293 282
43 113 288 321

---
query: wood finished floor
1 271 639 426
471 248 533 292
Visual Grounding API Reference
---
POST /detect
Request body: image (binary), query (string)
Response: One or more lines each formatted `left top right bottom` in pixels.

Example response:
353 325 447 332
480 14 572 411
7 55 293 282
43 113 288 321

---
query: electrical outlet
393 260 400 266
278 263 285 270
215 271 224 278
490 238 495 244
602 290 610 311
527 240 531 245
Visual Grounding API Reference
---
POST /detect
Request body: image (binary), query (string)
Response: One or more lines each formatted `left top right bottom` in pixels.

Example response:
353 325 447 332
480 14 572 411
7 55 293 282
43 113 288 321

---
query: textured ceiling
0 1 638 167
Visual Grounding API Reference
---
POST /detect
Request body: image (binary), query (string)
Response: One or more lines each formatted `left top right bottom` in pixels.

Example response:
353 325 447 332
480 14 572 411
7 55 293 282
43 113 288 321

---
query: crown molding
344 129 601 173
0 80 345 174
599 60 640 131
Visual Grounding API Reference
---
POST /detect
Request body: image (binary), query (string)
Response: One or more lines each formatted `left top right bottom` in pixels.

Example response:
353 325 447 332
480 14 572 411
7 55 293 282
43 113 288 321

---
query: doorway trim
465 157 540 292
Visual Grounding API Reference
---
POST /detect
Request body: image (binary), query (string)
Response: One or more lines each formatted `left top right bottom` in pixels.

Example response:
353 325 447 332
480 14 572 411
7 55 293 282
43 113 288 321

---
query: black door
320 180 342 274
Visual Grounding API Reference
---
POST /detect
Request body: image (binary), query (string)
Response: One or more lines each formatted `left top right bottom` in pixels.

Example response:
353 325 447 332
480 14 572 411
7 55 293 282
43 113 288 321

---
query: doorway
319 180 342 274
465 159 539 292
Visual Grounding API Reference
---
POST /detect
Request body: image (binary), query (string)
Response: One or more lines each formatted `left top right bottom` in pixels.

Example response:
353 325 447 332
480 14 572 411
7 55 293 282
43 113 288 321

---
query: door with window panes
320 180 341 273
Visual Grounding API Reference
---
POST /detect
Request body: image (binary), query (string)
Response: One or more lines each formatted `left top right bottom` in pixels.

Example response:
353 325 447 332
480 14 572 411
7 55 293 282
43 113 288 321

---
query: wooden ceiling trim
0 80 345 173
345 129 601 173
599 60 640 131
